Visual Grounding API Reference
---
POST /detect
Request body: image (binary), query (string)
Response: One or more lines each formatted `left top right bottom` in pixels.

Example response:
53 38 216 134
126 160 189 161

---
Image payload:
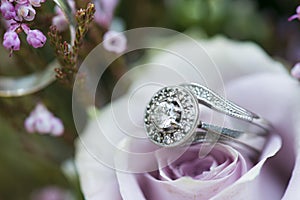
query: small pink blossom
26 29 47 48
21 23 30 33
50 118 64 136
3 31 20 51
15 3 36 21
24 116 35 133
103 30 127 53
30 186 69 200
52 15 68 32
52 0 75 31
288 6 300 21
291 63 300 79
35 117 53 134
15 0 28 4
24 103 64 136
94 0 119 28
0 0 16 20
29 0 46 7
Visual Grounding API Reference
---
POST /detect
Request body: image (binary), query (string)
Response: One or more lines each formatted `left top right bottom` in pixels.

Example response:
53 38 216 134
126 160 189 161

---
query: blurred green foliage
118 0 300 62
0 83 83 199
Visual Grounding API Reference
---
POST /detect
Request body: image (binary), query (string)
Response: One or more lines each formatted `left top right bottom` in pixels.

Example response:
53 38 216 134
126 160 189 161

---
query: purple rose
75 37 300 199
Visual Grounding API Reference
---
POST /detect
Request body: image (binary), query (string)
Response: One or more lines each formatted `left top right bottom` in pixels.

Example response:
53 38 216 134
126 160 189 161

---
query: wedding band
144 83 271 155
0 0 75 97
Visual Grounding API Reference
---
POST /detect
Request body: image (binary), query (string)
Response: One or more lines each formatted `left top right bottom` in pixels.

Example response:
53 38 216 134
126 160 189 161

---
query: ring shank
182 83 272 131
181 83 271 158
194 122 268 162
192 132 265 163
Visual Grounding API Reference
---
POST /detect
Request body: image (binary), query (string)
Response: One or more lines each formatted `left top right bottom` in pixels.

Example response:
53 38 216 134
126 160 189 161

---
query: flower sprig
73 3 96 63
0 0 47 55
25 102 64 136
48 3 95 86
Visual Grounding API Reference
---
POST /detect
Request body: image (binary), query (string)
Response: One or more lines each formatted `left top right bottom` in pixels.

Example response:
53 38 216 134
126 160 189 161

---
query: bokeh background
0 0 299 199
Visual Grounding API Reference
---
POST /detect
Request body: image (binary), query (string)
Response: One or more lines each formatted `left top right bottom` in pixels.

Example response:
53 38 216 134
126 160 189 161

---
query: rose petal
281 102 300 199
157 145 248 181
129 36 287 95
114 141 249 200
225 73 300 176
75 147 122 200
212 134 282 200
115 172 146 200
75 96 152 198
75 103 125 199
282 155 300 199
223 73 300 199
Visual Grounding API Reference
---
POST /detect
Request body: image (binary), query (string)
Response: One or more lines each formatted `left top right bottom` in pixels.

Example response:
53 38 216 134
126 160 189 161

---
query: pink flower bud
52 15 68 32
0 0 16 20
24 116 35 133
15 0 28 4
35 118 52 134
29 0 46 7
26 29 46 48
94 0 119 28
15 3 36 21
52 0 75 31
103 30 127 54
3 31 20 51
30 186 68 200
291 63 300 79
24 103 64 136
50 118 64 136
288 6 300 21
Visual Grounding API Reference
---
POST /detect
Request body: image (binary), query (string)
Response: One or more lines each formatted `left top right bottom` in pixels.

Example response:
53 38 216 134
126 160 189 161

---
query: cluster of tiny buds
0 0 47 55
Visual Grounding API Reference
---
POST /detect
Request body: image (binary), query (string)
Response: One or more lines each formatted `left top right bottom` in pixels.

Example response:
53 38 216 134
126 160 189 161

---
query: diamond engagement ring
144 83 271 157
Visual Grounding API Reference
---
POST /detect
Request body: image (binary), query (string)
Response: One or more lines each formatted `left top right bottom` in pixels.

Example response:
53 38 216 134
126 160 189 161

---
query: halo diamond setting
144 86 199 147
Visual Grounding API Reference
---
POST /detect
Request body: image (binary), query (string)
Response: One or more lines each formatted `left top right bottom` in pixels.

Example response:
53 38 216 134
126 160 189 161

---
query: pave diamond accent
181 83 254 122
144 86 199 147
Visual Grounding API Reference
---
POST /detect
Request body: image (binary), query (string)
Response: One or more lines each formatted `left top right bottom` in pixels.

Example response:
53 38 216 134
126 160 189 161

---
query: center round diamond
152 101 181 129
